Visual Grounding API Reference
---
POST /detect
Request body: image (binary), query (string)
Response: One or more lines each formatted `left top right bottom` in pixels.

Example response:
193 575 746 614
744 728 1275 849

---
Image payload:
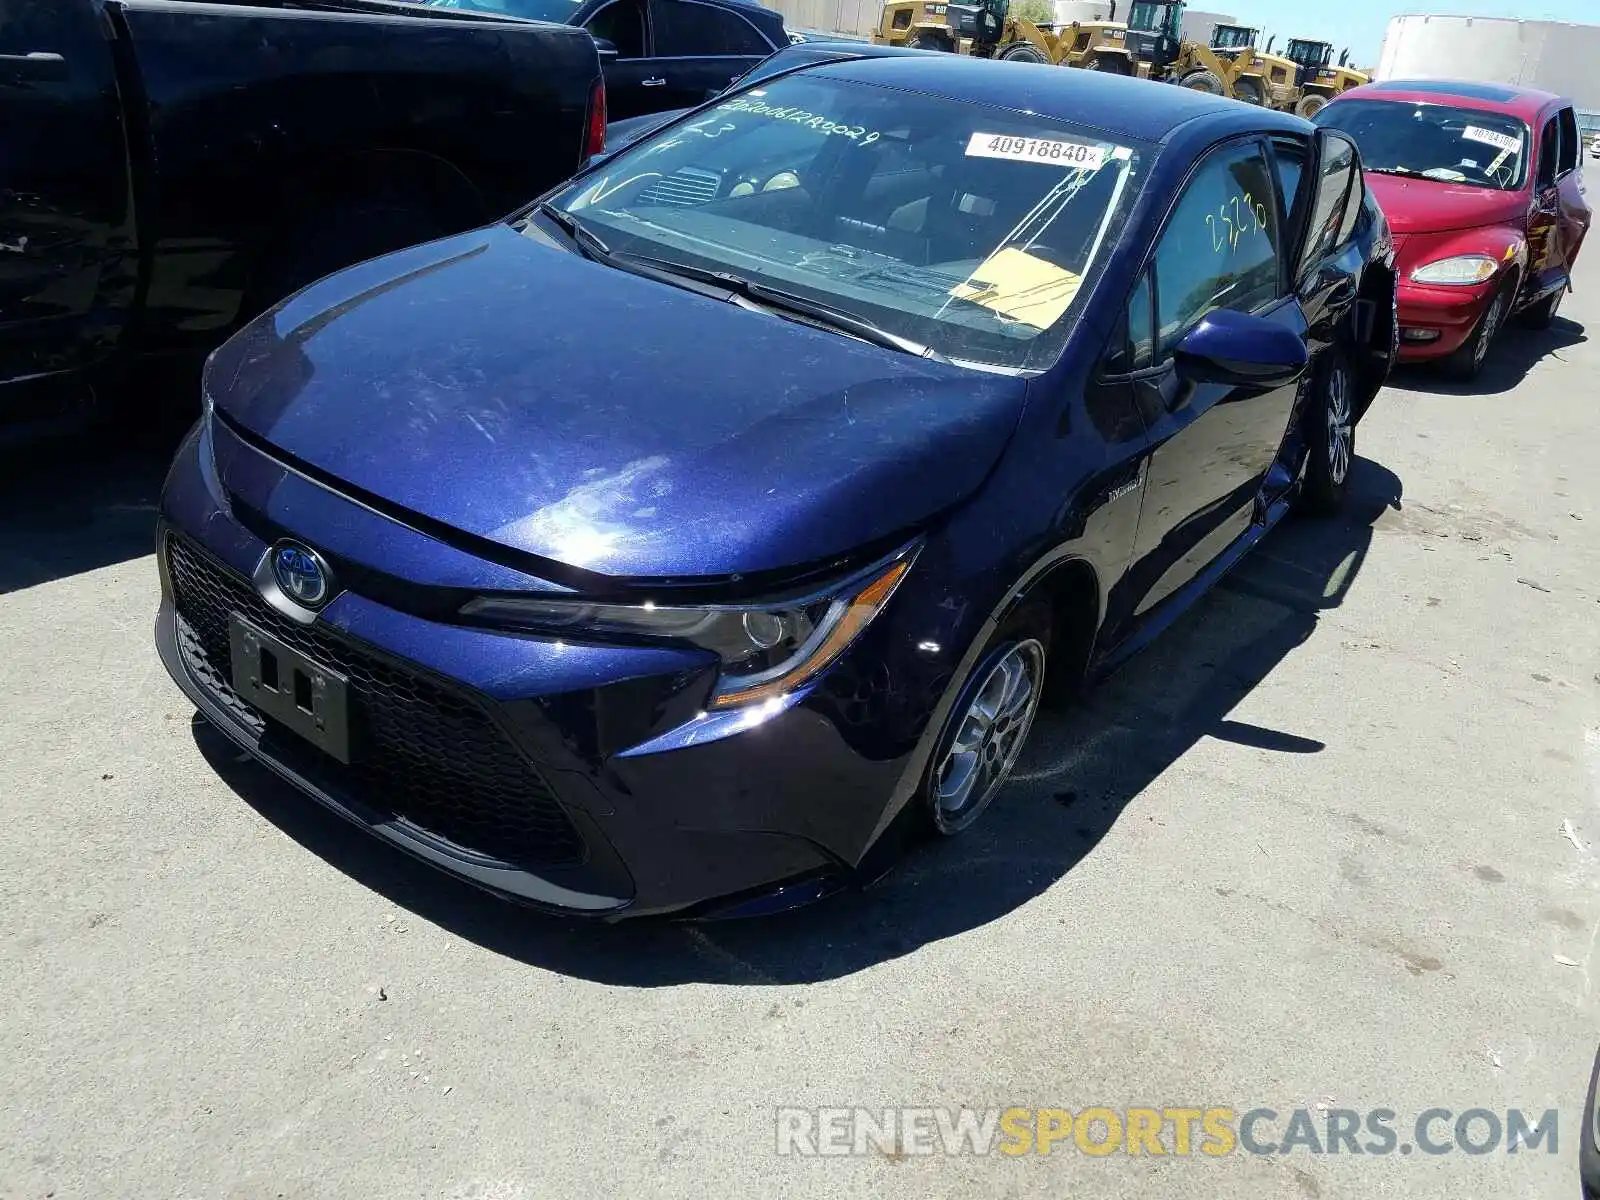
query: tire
1180 69 1226 94
1294 92 1329 119
920 603 1051 836
1440 281 1513 381
1520 284 1565 330
1086 53 1131 74
1297 349 1355 516
1232 77 1265 105
909 31 952 51
999 41 1050 63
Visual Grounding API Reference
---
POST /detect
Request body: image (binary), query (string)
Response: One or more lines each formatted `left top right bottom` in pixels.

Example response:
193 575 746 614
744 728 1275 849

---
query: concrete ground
2 256 1598 1200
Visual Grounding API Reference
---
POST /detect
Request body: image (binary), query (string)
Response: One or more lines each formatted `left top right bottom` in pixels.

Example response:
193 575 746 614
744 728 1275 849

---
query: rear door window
1296 131 1356 282
1539 115 1560 187
1559 107 1580 176
1337 165 1365 246
586 0 648 56
1270 137 1308 219
652 0 771 56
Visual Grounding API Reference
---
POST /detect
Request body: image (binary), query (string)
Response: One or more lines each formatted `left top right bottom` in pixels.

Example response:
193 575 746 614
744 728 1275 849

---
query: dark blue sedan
155 55 1397 918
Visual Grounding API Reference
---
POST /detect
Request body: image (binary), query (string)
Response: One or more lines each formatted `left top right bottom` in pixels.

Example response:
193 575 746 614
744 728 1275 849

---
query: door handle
641 76 667 86
0 51 68 82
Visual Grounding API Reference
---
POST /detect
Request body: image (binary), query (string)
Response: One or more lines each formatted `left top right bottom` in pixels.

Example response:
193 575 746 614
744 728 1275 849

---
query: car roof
677 0 783 20
806 54 1308 144
1336 78 1565 120
729 0 787 18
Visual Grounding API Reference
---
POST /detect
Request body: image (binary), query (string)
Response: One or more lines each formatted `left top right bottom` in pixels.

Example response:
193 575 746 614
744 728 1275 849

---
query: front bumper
156 423 930 919
1394 277 1497 361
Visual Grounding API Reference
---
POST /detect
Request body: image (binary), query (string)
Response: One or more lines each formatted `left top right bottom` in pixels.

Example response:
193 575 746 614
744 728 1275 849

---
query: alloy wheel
1474 291 1508 368
933 638 1046 827
1325 362 1353 487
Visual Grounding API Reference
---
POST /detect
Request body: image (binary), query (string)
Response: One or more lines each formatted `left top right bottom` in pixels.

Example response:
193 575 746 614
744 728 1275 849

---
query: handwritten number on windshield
1207 192 1271 254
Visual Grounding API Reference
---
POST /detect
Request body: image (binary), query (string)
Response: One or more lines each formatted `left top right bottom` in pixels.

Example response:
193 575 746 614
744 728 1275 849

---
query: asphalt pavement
2 255 1598 1199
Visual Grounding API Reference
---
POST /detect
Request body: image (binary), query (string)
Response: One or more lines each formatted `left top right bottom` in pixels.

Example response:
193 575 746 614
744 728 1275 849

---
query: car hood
1364 173 1529 235
208 223 1031 582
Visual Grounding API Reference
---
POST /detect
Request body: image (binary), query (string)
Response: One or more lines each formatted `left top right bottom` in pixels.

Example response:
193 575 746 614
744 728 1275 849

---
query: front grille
166 534 586 869
637 166 721 208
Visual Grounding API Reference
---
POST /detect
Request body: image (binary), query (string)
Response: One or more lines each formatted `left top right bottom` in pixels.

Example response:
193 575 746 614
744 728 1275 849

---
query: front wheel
998 41 1050 63
1294 92 1330 119
1232 77 1265 105
1180 69 1225 94
1441 283 1512 381
922 608 1050 836
909 30 953 51
1298 350 1355 516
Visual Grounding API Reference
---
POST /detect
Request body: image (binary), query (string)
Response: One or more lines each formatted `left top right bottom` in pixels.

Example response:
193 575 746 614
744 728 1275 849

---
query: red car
1317 79 1591 380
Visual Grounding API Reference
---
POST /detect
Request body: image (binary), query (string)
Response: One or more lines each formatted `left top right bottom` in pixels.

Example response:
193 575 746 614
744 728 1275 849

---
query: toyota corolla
156 56 1396 918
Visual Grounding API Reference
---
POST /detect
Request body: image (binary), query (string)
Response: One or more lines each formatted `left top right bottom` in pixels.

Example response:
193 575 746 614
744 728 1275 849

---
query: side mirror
1174 309 1309 389
592 36 619 62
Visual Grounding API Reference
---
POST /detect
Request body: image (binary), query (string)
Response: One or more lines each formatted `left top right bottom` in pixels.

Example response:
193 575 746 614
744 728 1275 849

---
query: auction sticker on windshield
1462 125 1521 156
966 132 1108 169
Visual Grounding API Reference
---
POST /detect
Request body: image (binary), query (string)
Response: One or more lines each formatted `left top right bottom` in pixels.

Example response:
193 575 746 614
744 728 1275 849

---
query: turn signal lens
1410 255 1499 285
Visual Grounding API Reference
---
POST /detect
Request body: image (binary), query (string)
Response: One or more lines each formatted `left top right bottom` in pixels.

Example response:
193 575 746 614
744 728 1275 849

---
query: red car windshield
1317 99 1530 192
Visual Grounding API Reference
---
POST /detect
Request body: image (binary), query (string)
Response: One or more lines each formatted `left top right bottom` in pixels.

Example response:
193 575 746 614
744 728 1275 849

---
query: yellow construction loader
870 0 1140 71
1119 6 1300 106
1283 38 1369 117
1176 24 1302 106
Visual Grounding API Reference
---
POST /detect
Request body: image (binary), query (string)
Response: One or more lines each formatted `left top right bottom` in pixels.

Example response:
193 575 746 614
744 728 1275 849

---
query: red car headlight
1410 254 1500 286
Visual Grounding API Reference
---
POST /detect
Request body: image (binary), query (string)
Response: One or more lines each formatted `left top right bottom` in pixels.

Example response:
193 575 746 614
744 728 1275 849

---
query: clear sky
1208 1 1600 70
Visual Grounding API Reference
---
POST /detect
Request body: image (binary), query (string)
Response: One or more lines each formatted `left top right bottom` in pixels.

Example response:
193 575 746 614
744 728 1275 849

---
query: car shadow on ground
0 392 195 595
198 457 1404 986
1392 315 1586 397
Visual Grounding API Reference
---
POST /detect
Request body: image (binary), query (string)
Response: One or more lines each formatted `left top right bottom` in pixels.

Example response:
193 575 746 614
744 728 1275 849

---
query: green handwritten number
1209 193 1272 255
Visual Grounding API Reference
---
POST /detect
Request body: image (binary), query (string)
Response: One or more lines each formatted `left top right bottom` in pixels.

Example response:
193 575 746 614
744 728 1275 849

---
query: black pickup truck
0 0 603 444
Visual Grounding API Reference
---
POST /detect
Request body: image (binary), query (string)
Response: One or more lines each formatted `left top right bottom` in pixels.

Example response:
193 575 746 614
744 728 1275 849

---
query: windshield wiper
1364 166 1414 177
535 202 611 261
606 251 952 363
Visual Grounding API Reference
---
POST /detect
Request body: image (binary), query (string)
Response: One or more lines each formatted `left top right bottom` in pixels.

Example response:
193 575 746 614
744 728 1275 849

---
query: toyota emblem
270 541 331 609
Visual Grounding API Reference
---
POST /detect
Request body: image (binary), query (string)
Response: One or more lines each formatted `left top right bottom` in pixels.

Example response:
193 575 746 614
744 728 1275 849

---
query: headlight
1410 255 1500 285
460 548 916 710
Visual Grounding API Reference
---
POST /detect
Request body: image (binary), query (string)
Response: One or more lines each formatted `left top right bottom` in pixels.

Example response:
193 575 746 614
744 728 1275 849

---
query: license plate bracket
228 616 352 763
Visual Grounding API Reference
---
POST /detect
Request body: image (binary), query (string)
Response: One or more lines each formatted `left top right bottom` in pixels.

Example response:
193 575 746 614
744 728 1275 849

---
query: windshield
1287 40 1329 66
1127 2 1177 36
426 0 581 22
1211 26 1255 50
538 73 1146 372
1316 99 1529 191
